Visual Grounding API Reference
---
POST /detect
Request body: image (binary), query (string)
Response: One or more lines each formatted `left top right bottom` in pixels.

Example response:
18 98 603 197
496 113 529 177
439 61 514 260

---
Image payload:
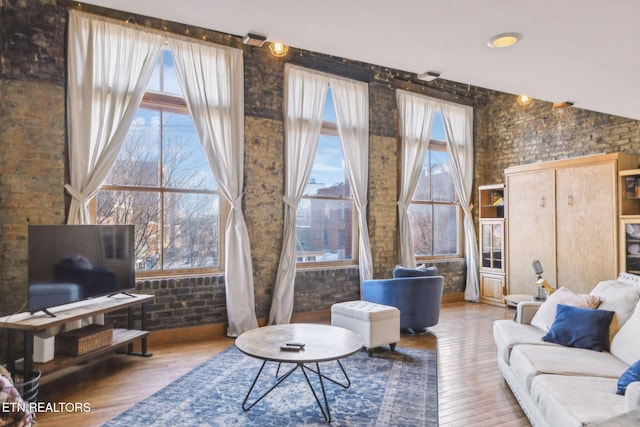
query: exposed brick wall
474 90 640 185
6 0 638 333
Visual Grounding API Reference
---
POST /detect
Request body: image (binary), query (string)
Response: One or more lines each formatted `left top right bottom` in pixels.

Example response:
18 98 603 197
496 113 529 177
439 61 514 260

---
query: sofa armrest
515 301 543 324
626 382 640 411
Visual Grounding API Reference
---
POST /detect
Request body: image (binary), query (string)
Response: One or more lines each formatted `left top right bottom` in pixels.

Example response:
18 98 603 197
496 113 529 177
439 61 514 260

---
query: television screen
28 224 135 314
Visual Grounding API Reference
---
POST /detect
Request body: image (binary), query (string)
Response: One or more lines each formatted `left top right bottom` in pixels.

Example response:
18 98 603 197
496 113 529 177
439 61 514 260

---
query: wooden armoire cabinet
505 153 638 296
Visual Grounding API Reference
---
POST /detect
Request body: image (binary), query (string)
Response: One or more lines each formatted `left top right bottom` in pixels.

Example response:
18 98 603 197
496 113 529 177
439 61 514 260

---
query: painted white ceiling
82 0 640 121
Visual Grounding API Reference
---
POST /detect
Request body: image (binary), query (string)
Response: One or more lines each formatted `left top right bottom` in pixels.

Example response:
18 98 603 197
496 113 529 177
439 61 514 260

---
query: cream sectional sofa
493 273 640 427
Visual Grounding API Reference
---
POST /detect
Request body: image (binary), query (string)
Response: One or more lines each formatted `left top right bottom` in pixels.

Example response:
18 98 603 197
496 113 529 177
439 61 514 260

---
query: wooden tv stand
0 293 153 383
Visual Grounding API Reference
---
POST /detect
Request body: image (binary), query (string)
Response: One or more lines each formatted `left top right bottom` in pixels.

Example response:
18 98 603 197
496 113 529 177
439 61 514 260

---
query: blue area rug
103 345 438 426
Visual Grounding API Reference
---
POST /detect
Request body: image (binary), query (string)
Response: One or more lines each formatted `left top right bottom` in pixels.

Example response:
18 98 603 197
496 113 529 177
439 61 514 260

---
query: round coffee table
235 323 363 423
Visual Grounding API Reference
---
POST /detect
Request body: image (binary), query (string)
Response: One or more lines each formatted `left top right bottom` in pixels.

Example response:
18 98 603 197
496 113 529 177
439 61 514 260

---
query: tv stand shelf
0 293 154 381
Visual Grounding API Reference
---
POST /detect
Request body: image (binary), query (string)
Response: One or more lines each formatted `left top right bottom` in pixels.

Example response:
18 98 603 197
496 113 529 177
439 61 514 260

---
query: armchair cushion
392 265 438 278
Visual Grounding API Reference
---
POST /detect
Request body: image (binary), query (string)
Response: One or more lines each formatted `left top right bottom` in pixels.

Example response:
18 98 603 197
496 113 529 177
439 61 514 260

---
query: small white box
33 332 55 363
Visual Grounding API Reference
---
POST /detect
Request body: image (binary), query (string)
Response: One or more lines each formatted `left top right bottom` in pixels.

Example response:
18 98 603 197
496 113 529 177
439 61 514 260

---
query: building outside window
296 87 356 265
408 111 461 259
96 49 223 275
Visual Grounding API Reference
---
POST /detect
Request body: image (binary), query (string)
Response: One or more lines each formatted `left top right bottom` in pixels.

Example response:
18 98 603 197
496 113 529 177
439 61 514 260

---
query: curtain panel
395 90 436 268
66 10 163 225
269 65 329 325
168 38 258 336
330 77 373 285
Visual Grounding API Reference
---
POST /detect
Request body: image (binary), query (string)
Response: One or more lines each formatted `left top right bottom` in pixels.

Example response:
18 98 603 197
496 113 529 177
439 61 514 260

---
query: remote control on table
280 345 301 352
286 342 305 348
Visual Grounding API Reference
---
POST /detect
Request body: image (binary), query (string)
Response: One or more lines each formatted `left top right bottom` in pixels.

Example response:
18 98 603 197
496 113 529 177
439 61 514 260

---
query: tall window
96 49 222 275
296 87 356 264
408 111 461 258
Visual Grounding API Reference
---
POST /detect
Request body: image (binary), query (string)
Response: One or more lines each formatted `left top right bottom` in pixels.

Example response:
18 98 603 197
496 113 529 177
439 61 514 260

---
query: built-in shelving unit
619 169 640 275
478 184 506 306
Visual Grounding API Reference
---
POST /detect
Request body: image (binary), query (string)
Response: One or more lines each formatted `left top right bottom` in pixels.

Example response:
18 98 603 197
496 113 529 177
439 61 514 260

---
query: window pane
162 112 217 190
147 53 162 93
324 87 337 123
296 198 353 262
305 134 348 196
431 111 446 141
433 204 458 255
106 109 160 186
163 193 220 269
162 50 182 96
431 150 455 202
408 204 433 256
96 190 161 271
413 153 431 201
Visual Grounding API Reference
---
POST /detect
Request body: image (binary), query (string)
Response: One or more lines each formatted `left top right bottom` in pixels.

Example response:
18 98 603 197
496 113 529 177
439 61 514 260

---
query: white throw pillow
530 287 600 332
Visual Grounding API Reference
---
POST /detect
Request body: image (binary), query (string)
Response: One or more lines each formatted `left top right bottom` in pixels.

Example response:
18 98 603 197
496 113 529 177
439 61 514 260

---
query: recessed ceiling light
487 32 521 48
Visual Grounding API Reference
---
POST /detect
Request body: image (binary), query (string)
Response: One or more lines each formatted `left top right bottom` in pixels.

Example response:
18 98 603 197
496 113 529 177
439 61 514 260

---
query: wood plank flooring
36 302 530 426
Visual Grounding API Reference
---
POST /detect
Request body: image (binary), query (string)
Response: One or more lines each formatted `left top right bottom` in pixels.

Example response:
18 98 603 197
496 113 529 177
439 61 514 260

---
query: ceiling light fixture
487 32 521 48
243 33 267 47
517 94 533 106
269 42 289 57
418 71 441 82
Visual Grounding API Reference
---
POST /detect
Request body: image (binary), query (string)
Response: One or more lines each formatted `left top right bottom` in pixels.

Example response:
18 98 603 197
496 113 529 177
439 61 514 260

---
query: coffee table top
235 323 363 363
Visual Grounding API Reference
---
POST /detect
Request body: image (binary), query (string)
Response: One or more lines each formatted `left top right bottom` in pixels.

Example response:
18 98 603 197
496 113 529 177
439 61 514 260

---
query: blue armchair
362 267 444 334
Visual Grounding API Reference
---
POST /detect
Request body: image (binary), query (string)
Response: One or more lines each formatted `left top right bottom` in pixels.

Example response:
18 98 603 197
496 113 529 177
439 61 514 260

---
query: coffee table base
242 359 351 423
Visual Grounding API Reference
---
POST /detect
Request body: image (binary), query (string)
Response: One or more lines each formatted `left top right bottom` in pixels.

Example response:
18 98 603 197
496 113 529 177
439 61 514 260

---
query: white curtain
396 90 437 268
330 77 373 285
66 10 163 224
440 101 479 302
269 65 328 325
168 38 258 336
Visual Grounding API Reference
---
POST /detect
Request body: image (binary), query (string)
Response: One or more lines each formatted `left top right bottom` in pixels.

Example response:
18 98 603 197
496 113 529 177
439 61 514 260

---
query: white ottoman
331 300 400 355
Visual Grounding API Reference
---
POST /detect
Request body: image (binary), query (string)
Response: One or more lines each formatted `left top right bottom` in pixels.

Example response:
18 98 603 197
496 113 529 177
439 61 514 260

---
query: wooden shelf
22 329 149 375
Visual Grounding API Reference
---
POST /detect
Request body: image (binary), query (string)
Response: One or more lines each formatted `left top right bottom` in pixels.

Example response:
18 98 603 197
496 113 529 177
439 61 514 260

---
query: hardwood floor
36 302 530 426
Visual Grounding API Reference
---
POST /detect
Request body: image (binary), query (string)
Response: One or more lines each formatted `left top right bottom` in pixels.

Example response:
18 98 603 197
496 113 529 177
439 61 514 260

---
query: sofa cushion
493 319 555 364
617 359 640 395
541 304 614 351
590 280 640 343
610 299 640 365
509 344 628 392
530 287 600 332
531 375 626 427
392 265 437 278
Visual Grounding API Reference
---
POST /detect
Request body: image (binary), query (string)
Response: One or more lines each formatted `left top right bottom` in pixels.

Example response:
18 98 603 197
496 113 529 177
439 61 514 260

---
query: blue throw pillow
541 304 614 352
392 265 438 278
617 359 640 395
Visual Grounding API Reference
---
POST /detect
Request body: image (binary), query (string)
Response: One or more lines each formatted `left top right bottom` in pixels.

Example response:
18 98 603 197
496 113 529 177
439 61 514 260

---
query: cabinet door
556 162 617 293
481 221 504 271
480 273 505 304
621 218 640 274
507 169 556 295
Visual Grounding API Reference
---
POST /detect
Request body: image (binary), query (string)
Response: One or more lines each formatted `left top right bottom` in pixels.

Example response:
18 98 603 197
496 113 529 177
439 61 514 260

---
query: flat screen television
28 224 135 316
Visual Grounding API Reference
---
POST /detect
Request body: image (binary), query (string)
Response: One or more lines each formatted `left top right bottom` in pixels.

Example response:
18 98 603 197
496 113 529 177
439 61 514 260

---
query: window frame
295 117 359 269
411 139 464 261
93 51 226 278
